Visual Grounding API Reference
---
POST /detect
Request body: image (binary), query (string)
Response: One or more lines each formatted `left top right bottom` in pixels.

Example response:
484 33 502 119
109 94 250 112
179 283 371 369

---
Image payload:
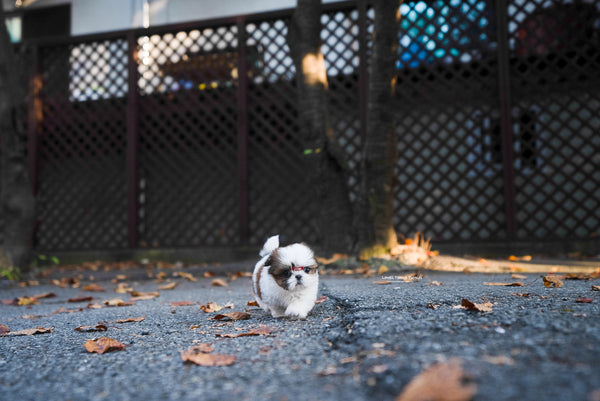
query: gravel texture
1 265 599 401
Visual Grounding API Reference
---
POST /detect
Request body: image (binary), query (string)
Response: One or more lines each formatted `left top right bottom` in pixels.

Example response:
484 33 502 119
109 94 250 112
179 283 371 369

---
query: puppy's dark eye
304 266 311 273
283 270 292 278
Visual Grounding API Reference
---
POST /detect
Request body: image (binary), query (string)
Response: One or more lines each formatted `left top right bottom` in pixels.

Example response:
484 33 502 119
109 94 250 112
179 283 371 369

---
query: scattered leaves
75 324 108 332
247 300 259 307
484 282 525 287
158 282 178 290
211 278 228 287
1 326 54 336
543 276 563 288
395 358 476 401
83 284 105 292
212 312 251 321
461 298 493 312
199 302 223 313
84 337 126 354
175 272 196 282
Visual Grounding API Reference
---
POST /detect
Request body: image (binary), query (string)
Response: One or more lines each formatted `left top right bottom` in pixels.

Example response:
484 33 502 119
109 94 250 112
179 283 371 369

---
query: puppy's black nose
295 275 302 280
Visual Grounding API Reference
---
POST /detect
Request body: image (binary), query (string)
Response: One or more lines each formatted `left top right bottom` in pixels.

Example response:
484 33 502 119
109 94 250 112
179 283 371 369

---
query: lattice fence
17 0 600 251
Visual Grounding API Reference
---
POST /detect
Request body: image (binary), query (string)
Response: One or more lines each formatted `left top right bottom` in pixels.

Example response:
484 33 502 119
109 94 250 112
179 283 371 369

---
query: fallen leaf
75 324 108 332
115 283 133 294
52 277 81 288
175 272 196 282
68 296 94 303
484 355 515 365
211 279 228 287
19 280 40 287
461 298 493 312
158 282 178 290
316 253 348 265
103 298 134 307
512 274 527 280
0 324 10 335
83 284 105 292
247 300 259 307
17 296 38 306
378 265 389 275
395 358 476 401
484 282 525 287
373 281 391 285
543 276 563 288
199 302 223 313
181 350 236 366
130 291 159 301
315 296 327 304
115 316 145 323
511 293 531 297
203 271 216 278
427 281 443 286
171 301 196 307
509 255 532 262
32 292 57 299
224 302 234 309
575 298 593 303
427 303 441 310
84 337 126 354
592 285 600 291
1 326 54 336
212 312 251 321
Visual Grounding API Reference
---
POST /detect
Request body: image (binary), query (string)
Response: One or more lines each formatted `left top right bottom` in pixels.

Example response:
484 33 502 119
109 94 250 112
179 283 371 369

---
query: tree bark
288 0 354 251
0 5 36 271
356 0 402 252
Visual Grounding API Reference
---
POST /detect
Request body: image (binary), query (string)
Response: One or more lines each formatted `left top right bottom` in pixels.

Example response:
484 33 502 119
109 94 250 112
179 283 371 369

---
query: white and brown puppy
252 235 319 319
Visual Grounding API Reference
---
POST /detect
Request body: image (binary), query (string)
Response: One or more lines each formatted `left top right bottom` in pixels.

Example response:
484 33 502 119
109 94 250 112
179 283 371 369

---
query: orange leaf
2 326 54 336
83 284 105 292
395 358 476 401
212 312 251 321
211 279 228 287
199 302 223 313
247 300 259 307
75 324 108 332
543 276 563 288
115 316 145 323
461 298 493 312
0 324 9 335
373 281 391 285
315 296 327 304
84 337 126 354
158 282 178 290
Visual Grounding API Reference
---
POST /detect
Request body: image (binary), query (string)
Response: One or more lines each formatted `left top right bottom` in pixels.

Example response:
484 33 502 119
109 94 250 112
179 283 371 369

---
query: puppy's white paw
285 304 309 319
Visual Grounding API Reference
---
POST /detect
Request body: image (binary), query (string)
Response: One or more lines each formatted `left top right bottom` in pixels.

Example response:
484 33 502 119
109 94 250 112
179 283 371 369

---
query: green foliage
0 265 21 281
33 254 60 268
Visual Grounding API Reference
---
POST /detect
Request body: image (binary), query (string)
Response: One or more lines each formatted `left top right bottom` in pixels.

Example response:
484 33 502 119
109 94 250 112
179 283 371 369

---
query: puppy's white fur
253 235 319 319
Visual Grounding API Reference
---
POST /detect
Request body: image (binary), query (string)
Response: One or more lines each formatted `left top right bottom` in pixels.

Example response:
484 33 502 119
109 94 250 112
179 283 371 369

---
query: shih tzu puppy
252 235 319 319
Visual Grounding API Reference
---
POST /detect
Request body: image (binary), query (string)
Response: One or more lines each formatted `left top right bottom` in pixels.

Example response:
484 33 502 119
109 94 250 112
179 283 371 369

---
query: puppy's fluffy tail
259 235 279 257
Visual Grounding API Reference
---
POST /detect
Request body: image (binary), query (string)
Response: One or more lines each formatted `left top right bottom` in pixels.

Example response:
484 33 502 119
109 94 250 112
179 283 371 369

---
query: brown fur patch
255 265 263 300
267 249 291 290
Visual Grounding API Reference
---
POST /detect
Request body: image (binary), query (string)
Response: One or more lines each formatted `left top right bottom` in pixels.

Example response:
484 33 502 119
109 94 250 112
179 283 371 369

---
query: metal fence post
495 0 517 238
126 32 140 248
237 17 250 244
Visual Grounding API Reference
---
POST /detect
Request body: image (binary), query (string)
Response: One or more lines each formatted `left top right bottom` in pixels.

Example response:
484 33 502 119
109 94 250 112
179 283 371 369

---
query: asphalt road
1 264 599 401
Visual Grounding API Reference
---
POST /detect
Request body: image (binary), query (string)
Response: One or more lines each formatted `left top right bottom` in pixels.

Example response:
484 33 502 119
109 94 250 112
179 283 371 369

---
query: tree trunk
288 0 354 251
0 5 36 272
356 0 402 253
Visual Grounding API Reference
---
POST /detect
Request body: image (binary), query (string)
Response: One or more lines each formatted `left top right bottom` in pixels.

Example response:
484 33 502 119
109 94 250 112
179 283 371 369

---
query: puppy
252 235 319 319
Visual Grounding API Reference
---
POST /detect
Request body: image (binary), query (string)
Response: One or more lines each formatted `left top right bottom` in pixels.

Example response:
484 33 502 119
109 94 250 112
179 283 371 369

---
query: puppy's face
266 244 318 291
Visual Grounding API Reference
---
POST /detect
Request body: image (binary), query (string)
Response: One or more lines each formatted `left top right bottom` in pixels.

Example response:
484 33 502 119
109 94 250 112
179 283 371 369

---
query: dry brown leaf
216 325 276 338
115 283 133 294
103 298 134 307
575 298 593 303
130 291 159 301
211 278 228 287
18 280 40 287
511 293 531 297
16 296 39 306
212 312 251 321
461 298 493 312
32 292 57 299
484 282 525 287
315 296 327 304
224 302 235 309
181 350 236 366
2 326 54 336
52 277 81 288
592 285 600 291
203 271 216 278
543 276 563 288
68 296 94 303
247 300 259 307
378 265 389 275
427 281 443 286
171 301 195 307
75 324 108 332
115 316 145 323
484 355 515 365
175 272 196 282
511 274 527 280
427 303 441 310
395 358 476 401
373 280 391 285
0 324 10 335
83 284 105 292
84 337 126 354
199 302 223 313
158 282 178 290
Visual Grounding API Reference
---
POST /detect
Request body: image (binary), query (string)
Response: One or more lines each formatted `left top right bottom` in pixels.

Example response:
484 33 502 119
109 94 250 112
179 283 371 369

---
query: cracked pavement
1 263 599 401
